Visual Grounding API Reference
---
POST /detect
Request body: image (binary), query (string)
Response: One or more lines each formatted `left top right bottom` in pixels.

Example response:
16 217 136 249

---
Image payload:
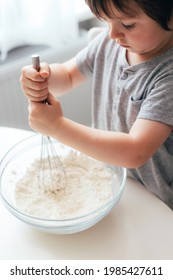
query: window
0 0 92 61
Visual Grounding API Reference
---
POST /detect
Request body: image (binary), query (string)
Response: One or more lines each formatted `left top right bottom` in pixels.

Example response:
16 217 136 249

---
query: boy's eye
122 23 136 29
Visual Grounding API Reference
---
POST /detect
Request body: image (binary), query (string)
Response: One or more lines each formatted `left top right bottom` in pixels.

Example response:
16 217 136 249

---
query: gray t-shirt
76 29 173 210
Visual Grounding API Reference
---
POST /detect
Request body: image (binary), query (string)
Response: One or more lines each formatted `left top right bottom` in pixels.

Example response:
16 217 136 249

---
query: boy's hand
28 93 63 137
20 62 50 102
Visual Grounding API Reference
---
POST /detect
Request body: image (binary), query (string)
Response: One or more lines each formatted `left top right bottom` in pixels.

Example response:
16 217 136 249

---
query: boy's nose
109 24 123 40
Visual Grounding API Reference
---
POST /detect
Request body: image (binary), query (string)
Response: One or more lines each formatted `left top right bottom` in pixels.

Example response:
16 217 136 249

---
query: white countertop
0 126 173 260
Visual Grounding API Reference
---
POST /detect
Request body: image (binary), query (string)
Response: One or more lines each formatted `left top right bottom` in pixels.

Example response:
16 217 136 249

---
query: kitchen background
0 0 104 130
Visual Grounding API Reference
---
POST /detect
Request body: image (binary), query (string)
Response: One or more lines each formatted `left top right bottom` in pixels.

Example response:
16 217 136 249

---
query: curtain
0 0 79 61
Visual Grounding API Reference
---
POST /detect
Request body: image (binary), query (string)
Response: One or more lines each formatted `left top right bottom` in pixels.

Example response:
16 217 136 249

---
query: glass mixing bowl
0 133 126 234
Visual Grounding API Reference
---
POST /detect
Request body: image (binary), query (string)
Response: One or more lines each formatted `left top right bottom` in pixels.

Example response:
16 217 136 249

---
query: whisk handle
31 54 49 104
32 54 40 72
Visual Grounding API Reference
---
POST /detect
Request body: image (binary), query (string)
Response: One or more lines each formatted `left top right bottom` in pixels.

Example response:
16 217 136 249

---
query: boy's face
103 3 173 60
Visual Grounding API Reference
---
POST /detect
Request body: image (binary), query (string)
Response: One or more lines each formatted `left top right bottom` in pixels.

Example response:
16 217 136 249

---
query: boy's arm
53 117 172 168
48 58 86 96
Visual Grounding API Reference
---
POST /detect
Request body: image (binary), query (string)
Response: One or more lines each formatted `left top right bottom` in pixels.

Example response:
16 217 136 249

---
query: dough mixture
15 151 114 219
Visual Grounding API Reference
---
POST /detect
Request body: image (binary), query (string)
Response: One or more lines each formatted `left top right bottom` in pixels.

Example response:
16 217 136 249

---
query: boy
20 0 173 209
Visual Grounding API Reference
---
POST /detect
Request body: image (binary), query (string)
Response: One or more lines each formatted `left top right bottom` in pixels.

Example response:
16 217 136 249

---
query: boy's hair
85 0 173 31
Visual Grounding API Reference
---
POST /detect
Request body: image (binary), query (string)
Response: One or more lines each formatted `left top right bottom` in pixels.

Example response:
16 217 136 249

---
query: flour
15 151 114 219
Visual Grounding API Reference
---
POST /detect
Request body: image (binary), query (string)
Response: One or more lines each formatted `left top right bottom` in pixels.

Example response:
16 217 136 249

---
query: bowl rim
0 133 127 223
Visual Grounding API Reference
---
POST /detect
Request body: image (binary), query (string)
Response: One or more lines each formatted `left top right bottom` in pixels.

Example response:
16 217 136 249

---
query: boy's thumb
40 62 50 78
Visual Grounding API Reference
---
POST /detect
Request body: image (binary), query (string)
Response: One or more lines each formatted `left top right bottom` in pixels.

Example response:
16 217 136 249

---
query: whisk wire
38 135 67 193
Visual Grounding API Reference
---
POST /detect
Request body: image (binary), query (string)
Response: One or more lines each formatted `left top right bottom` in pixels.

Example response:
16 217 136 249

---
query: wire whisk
32 54 67 193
